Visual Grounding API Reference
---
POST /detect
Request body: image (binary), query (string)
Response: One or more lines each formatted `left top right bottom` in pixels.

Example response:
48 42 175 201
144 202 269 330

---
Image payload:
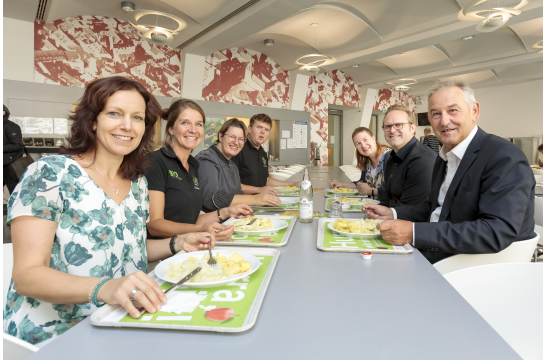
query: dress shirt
392 126 479 245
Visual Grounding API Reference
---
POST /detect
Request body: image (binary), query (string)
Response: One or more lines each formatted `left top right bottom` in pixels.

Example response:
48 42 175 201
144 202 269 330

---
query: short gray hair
428 80 476 109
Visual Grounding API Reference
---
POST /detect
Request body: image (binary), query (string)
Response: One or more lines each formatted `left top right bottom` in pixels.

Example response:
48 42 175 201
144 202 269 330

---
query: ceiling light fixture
127 1 187 45
458 0 530 33
531 40 543 53
121 1 135 11
264 39 274 47
384 79 418 92
352 64 359 68
462 35 474 40
295 23 337 74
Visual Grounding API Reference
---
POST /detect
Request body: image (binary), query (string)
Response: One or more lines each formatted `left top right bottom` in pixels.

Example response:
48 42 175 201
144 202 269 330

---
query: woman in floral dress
4 76 214 346
330 127 392 200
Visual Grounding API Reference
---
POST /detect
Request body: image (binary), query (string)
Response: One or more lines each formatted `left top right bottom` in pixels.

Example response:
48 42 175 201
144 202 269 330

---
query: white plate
328 188 359 195
327 220 383 239
155 250 260 288
275 187 300 194
278 197 298 205
342 199 380 206
225 217 289 236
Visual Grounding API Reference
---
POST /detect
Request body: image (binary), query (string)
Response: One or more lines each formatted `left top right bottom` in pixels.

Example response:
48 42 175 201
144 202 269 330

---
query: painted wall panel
3 18 35 82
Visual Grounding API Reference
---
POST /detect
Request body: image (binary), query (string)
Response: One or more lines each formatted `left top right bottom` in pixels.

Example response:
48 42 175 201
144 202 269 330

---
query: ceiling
4 0 543 95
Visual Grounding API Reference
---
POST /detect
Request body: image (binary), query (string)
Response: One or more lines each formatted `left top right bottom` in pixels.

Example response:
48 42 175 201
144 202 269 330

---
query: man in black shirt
231 114 301 195
3 105 24 193
380 104 436 207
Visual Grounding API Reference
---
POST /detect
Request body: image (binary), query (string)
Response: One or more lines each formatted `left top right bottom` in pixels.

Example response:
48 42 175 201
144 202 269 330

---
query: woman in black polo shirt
146 100 252 242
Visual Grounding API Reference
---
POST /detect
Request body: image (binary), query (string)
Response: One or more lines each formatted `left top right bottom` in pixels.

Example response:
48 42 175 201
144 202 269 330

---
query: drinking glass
330 193 343 219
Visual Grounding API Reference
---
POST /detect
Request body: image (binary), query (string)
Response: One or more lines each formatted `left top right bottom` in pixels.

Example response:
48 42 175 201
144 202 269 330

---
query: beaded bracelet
88 276 105 304
92 277 112 307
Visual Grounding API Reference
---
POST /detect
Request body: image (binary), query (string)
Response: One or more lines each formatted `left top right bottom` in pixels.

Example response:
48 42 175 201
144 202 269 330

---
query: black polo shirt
231 140 269 188
145 145 202 230
381 136 437 207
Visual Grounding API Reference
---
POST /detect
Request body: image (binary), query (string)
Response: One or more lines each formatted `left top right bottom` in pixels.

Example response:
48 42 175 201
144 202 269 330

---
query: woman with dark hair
330 127 391 200
146 99 252 241
196 118 281 212
4 77 214 346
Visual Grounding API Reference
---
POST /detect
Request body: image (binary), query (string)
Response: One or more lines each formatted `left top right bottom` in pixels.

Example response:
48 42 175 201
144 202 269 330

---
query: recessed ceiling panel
337 0 460 37
439 70 498 85
261 7 379 56
509 17 543 52
377 47 454 77
494 61 543 80
339 61 398 84
162 0 249 27
440 27 527 66
407 80 441 96
231 33 317 70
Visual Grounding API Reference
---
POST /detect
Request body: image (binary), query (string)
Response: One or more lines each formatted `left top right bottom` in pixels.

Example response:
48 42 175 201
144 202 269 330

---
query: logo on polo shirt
262 157 267 167
169 170 182 180
193 176 199 189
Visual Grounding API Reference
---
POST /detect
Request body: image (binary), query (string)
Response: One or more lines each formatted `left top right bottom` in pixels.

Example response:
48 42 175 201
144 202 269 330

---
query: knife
164 266 202 295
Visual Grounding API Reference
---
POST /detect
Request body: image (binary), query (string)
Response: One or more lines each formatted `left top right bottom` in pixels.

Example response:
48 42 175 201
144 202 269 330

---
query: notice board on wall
292 121 307 149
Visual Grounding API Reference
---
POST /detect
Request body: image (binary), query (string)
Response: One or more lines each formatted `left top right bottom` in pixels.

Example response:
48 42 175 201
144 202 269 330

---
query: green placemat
230 218 293 244
322 221 393 250
325 198 362 211
119 256 273 328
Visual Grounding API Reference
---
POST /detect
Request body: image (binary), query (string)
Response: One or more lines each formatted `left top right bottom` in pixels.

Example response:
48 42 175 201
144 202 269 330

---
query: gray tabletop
28 166 521 360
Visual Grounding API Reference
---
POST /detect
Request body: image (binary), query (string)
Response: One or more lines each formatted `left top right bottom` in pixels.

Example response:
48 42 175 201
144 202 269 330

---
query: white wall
473 80 543 138
342 108 362 165
3 18 34 82
181 53 205 100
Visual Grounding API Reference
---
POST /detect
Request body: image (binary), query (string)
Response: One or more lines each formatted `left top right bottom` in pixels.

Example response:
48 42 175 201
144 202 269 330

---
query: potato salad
333 219 380 234
166 252 251 282
231 216 273 231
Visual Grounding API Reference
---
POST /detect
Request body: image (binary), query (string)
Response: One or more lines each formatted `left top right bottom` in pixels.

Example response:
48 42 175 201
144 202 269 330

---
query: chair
3 243 14 308
3 333 39 360
535 196 543 227
535 174 543 183
433 233 540 275
532 168 543 175
444 263 543 360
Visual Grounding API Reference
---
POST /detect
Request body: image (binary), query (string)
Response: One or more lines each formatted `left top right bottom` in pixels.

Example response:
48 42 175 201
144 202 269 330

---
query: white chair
4 243 14 308
532 168 543 175
433 233 540 275
535 174 543 183
444 263 543 360
269 172 291 181
3 333 39 360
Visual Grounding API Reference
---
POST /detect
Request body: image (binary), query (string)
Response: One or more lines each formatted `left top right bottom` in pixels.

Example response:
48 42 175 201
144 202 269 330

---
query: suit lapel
439 128 487 221
430 157 446 212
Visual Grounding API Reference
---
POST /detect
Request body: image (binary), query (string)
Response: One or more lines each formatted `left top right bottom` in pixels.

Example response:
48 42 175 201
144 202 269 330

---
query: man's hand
361 204 394 220
376 220 413 246
259 185 280 195
178 232 215 252
356 182 372 196
255 194 281 206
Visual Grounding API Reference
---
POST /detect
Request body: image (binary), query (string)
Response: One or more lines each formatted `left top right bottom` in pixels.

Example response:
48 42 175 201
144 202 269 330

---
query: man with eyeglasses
231 113 301 195
380 104 436 207
363 81 535 263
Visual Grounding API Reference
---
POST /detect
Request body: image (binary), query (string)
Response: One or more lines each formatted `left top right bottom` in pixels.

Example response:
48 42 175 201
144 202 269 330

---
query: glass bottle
299 168 314 223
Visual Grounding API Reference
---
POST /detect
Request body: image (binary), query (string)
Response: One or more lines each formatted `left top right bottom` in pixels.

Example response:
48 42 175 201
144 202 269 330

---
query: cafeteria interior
2 0 544 359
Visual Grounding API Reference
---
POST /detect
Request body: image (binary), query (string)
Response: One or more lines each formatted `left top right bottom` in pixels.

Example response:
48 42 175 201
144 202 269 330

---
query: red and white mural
373 88 417 116
34 16 182 97
202 48 289 109
304 70 360 165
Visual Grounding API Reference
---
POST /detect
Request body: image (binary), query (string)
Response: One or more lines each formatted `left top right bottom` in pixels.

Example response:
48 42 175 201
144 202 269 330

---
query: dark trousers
3 165 18 194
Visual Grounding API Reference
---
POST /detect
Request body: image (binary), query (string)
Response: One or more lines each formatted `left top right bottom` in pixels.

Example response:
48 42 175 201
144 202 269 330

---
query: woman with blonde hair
330 127 391 200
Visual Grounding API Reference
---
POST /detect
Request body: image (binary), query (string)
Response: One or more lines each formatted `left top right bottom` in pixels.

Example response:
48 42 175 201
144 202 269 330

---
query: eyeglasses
382 123 410 132
225 134 245 144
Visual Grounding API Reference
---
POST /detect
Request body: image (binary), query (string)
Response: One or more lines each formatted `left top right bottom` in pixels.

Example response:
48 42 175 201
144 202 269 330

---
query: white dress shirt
391 126 479 245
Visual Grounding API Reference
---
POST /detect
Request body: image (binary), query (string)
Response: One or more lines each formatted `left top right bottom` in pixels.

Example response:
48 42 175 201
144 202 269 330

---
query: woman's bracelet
217 209 227 224
91 276 112 307
88 276 105 304
170 234 186 255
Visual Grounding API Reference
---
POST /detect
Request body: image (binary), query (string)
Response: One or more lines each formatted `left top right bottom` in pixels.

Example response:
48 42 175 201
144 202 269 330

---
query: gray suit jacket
395 127 536 263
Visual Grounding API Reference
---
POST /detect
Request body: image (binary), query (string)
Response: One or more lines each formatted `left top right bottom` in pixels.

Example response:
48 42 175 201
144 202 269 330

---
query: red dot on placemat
259 238 274 242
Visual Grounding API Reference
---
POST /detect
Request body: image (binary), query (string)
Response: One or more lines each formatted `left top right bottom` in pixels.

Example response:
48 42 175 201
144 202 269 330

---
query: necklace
93 162 120 195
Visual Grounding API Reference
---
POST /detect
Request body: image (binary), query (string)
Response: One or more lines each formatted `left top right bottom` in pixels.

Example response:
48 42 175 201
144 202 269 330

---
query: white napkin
160 291 207 315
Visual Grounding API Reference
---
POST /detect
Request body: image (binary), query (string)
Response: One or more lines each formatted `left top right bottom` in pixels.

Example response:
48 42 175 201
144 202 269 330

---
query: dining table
28 166 522 360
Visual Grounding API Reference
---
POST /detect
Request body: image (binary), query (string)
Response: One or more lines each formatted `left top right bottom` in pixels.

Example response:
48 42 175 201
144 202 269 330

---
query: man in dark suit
363 81 535 263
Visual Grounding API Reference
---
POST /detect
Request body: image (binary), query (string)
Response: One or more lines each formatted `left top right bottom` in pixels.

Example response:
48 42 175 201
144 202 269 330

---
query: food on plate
341 197 362 205
231 216 273 231
206 308 235 321
165 252 251 282
333 219 380 234
277 186 297 190
331 187 355 193
361 199 376 205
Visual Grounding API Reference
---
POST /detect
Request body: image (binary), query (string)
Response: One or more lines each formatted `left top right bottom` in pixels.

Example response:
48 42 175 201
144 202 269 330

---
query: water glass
330 194 343 218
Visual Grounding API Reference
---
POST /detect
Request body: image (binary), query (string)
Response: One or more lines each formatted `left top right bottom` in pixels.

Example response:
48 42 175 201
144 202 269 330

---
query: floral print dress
3 155 149 345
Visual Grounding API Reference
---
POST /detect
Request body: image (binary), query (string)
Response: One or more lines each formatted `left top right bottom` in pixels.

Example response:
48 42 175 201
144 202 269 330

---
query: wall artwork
34 16 182 97
304 70 360 165
202 48 289 109
373 88 417 116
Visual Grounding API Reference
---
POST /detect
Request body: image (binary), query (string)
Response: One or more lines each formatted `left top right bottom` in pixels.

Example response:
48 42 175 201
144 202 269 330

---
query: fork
207 240 217 267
